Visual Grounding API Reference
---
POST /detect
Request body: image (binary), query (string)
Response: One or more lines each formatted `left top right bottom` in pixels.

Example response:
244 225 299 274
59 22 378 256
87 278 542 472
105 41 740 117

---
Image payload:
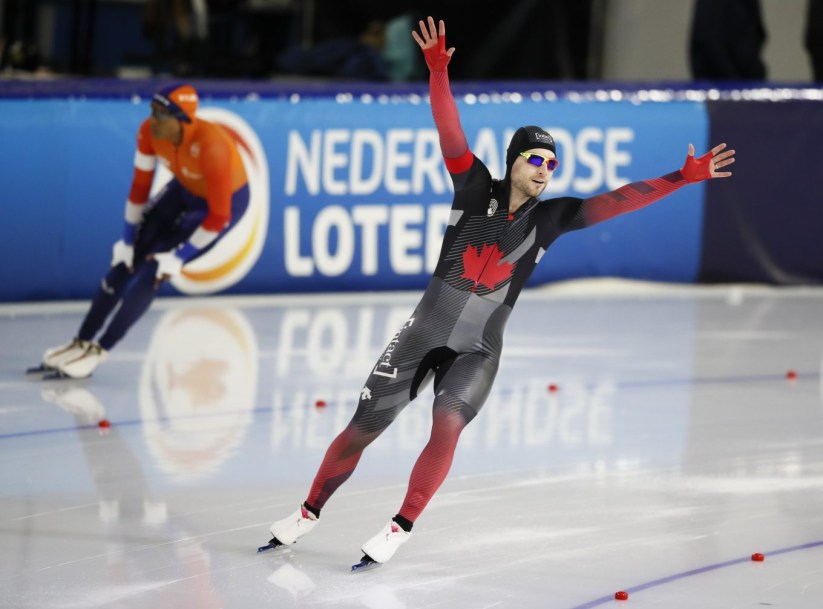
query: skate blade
41 371 77 381
351 555 381 573
26 364 54 376
257 538 285 553
26 365 84 381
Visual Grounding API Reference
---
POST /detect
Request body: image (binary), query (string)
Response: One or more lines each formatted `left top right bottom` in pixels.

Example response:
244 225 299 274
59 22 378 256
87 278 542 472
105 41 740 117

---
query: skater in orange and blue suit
39 84 249 379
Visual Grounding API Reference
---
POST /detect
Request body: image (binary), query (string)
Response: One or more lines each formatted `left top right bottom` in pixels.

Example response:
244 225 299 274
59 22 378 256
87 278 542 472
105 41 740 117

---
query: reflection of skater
41 386 106 426
265 16 736 569
37 84 249 379
41 385 168 525
267 563 316 599
41 386 222 608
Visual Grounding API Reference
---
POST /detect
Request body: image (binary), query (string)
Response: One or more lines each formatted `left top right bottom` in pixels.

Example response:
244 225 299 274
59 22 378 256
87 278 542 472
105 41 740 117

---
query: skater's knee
432 397 477 427
130 261 158 287
104 264 131 289
340 427 383 457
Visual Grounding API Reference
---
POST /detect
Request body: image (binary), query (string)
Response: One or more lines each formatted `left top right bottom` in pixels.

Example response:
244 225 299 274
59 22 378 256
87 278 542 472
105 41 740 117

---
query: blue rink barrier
0 80 819 301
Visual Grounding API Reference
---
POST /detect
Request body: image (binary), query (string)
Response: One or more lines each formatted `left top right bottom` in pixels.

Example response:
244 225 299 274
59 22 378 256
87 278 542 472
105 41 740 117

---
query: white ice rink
2 280 822 608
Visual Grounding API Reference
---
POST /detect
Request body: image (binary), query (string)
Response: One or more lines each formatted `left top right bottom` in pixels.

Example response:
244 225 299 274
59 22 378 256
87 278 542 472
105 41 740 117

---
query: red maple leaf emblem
461 244 515 291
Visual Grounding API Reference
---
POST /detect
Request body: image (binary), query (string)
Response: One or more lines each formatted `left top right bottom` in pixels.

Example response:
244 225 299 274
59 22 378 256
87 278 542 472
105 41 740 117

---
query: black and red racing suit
304 52 699 526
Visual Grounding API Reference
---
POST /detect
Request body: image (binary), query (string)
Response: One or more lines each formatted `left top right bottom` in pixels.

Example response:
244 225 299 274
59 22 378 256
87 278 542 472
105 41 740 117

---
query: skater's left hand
680 143 736 183
148 250 184 288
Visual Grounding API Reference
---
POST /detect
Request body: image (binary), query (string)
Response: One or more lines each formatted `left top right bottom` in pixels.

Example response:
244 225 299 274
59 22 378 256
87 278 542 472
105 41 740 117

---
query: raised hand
680 143 736 183
412 16 455 72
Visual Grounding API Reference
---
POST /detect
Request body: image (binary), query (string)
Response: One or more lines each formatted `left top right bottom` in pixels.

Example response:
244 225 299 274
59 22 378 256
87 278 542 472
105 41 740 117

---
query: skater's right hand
147 250 183 289
412 16 455 72
111 239 134 272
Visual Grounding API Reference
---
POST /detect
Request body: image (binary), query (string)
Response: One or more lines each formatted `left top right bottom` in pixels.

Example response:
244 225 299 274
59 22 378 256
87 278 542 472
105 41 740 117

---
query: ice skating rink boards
1 280 822 608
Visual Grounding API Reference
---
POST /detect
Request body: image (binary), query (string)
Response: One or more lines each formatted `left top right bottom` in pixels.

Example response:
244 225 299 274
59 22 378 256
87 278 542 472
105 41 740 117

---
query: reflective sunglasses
520 152 559 171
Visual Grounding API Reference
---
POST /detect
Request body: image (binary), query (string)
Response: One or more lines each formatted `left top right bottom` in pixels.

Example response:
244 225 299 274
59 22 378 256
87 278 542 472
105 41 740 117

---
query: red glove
680 149 714 183
422 35 452 72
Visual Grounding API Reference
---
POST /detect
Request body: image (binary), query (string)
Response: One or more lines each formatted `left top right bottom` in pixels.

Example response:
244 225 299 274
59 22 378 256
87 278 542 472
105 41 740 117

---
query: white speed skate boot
258 504 319 553
42 338 90 370
57 343 108 379
352 519 411 572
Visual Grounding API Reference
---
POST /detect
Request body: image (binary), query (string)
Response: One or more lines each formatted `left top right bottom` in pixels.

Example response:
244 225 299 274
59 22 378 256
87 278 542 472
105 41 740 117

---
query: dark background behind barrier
700 100 823 284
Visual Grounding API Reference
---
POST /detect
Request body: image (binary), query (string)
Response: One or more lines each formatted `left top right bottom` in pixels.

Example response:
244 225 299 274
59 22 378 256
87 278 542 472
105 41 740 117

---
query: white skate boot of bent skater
42 338 90 369
360 519 411 564
57 343 108 379
269 504 319 545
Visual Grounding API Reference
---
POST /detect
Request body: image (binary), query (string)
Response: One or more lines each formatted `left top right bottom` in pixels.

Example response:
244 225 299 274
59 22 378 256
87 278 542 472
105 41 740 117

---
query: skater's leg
304 321 441 512
268 369 416 550
355 352 497 566
266 317 445 551
396 395 477 523
94 182 194 352
397 352 499 525
356 390 479 567
40 264 133 370
76 264 133 341
57 260 164 378
95 184 247 351
305 403 405 511
79 180 184 347
96 262 159 351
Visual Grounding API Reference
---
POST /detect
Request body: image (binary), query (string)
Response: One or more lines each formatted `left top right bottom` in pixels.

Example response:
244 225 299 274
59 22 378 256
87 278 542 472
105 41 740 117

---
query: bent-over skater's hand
147 250 184 289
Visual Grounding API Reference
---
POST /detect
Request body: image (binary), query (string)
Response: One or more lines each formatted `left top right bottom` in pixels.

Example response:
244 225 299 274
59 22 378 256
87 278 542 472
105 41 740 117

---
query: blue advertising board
0 82 708 301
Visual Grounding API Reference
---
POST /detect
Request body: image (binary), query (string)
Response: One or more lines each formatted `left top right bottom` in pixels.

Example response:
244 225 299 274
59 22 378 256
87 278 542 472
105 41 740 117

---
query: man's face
149 102 182 141
509 148 558 200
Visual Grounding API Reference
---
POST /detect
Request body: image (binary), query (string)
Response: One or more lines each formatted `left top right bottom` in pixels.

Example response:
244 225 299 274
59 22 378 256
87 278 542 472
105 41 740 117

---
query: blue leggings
77 181 249 350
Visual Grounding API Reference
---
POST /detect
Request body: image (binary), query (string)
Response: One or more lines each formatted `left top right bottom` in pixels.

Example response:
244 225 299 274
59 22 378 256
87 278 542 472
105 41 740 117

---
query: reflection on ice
3 285 823 609
140 307 258 479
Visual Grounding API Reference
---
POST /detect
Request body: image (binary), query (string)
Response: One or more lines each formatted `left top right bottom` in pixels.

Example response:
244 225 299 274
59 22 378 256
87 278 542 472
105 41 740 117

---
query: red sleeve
199 138 233 232
430 71 473 174
128 120 156 204
572 171 687 228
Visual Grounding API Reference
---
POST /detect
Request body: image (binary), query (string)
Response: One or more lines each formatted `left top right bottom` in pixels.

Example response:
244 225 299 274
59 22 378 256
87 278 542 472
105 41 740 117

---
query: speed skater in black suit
261 16 736 570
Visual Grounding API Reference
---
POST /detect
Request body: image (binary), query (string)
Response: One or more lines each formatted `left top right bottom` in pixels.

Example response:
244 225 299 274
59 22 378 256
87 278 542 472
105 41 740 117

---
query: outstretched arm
412 17 471 172
568 143 736 229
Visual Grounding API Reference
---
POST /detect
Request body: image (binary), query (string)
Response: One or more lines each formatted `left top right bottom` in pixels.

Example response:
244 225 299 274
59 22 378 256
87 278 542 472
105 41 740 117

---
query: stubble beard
512 174 546 201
